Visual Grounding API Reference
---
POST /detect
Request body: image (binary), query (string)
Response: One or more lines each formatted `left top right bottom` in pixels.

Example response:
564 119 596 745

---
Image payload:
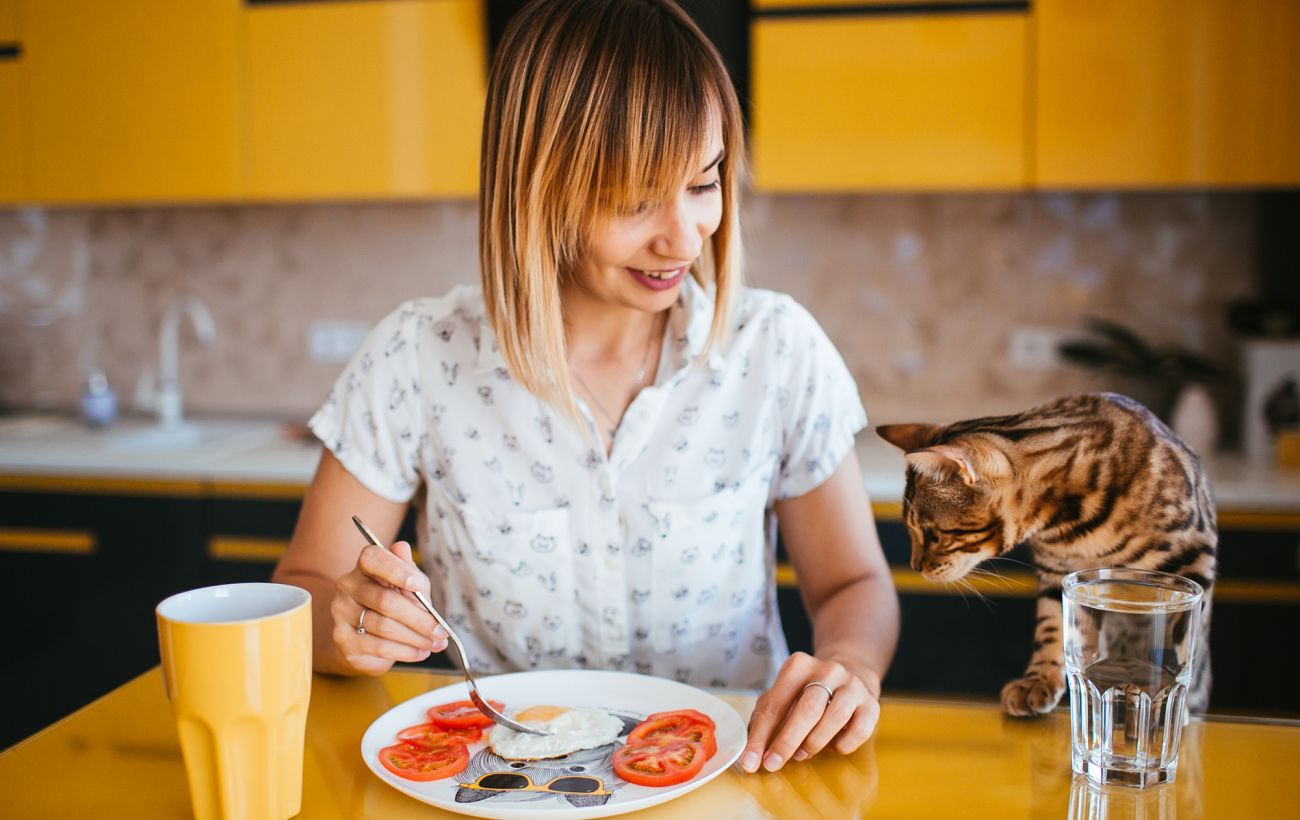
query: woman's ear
876 423 940 452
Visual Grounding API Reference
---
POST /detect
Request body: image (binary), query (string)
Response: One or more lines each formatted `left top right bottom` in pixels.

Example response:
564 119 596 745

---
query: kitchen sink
94 420 270 453
0 413 284 471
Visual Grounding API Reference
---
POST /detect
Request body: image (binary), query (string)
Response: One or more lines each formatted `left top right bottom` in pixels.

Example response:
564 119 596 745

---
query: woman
273 0 898 774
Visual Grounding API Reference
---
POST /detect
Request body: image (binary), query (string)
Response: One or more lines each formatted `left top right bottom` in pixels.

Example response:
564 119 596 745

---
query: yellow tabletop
2 667 1298 818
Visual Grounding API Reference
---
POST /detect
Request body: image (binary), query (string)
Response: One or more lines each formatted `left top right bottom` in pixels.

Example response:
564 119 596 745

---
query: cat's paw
1001 675 1064 717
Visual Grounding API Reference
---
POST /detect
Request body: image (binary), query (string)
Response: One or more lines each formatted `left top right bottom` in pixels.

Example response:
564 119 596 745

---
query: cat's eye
937 525 990 537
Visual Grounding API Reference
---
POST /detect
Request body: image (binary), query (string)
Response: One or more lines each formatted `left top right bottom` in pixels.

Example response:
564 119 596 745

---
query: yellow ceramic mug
157 583 312 820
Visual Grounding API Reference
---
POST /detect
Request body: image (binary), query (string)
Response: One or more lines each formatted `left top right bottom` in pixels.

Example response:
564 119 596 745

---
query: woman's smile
628 266 688 291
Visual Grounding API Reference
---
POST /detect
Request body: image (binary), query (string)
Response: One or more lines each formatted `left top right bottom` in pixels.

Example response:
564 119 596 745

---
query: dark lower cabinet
0 490 207 750
3 488 1298 750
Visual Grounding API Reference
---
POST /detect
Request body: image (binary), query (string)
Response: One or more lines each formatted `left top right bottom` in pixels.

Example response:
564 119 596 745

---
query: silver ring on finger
356 607 369 636
803 680 835 701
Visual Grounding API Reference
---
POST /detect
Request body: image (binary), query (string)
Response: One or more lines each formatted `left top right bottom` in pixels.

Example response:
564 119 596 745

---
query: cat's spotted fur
877 393 1216 716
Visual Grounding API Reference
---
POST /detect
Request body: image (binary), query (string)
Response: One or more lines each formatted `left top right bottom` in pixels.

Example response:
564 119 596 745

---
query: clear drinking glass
1062 568 1204 788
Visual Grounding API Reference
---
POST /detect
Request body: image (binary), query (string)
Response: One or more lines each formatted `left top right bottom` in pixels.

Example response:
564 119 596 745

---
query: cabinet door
752 6 1028 191
0 0 25 202
0 489 207 750
243 0 486 200
20 0 241 204
1035 0 1300 187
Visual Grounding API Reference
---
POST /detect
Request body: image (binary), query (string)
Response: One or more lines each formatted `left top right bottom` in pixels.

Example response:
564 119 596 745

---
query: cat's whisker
968 579 994 610
967 567 1016 591
943 579 972 607
990 555 1036 572
956 577 993 610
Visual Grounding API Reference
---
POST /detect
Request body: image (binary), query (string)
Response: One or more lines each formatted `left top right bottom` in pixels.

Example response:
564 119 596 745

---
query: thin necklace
571 313 663 438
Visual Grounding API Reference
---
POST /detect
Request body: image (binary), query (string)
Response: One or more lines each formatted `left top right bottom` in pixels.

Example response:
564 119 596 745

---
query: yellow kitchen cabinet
19 0 241 204
752 7 1028 191
1035 0 1300 187
0 0 15 40
243 0 486 200
0 0 26 202
0 59 22 203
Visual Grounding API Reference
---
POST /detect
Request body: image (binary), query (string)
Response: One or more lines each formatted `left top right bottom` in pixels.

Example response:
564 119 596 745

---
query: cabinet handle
778 561 1300 605
0 44 21 61
244 0 381 6
208 536 289 563
208 536 422 566
0 527 96 555
755 2 1029 19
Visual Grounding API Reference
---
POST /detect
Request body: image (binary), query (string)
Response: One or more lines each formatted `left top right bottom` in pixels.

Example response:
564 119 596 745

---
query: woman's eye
690 180 720 195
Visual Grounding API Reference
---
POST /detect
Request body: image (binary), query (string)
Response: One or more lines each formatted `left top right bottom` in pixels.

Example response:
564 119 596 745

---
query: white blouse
310 276 867 689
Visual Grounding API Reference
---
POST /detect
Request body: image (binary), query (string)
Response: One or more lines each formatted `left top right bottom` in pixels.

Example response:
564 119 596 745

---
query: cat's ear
906 444 980 485
876 423 940 452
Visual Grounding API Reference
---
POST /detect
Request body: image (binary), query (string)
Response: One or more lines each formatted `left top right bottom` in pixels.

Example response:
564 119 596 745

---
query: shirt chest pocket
642 458 775 653
428 495 575 663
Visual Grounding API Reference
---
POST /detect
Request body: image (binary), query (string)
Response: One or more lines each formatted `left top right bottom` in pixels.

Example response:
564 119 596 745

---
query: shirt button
606 627 624 641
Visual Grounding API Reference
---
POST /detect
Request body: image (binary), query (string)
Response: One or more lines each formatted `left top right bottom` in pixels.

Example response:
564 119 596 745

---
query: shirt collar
473 305 507 374
473 274 727 375
674 273 727 372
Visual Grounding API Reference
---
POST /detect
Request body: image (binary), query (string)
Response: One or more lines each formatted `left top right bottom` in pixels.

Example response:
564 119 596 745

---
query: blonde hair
480 0 746 421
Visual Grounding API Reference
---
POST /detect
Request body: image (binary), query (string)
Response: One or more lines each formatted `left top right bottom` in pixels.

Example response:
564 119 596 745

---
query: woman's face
573 118 725 315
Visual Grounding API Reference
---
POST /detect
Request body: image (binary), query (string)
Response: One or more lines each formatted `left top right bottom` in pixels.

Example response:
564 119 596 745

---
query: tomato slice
377 739 469 782
440 724 484 743
629 712 717 760
644 708 716 733
397 722 482 748
427 699 505 730
613 738 706 788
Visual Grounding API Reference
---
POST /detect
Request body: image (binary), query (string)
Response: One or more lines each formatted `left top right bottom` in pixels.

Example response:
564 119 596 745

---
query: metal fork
351 515 550 737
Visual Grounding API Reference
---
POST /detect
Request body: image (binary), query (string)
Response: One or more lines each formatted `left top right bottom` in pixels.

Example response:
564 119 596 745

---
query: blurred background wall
0 192 1256 426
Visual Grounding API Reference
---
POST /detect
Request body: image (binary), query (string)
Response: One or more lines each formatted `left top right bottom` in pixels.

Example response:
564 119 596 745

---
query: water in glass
1063 568 1204 788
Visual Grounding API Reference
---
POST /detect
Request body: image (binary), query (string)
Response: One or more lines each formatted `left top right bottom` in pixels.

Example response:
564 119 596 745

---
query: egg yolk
516 705 570 723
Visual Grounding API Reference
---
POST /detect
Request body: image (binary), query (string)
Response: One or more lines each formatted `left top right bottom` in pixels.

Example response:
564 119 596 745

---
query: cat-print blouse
309 275 867 689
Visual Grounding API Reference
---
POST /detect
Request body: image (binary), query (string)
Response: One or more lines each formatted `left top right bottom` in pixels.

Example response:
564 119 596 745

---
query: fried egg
489 705 623 760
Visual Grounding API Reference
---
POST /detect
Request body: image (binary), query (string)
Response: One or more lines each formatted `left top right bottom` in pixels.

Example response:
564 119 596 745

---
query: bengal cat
876 393 1216 716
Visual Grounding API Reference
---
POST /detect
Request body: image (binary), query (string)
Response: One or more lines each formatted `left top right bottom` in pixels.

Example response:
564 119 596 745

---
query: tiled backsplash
0 193 1254 428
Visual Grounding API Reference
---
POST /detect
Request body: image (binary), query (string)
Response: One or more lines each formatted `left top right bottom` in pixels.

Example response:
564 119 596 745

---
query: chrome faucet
155 296 216 427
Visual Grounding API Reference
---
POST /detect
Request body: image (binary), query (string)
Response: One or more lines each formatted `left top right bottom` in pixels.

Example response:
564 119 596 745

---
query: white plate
360 669 747 819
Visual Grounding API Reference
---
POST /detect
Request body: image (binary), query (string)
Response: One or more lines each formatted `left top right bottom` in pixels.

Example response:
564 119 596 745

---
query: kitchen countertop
4 666 1299 817
1 412 1298 513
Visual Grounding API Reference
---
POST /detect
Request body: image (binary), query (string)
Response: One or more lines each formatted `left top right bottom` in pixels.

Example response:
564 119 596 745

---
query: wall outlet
1007 325 1067 371
307 320 370 364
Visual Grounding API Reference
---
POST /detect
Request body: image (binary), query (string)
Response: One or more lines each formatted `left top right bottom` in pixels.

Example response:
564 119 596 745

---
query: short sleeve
308 303 424 503
772 298 868 500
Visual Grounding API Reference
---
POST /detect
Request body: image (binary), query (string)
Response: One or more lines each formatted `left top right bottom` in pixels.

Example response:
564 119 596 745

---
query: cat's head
876 423 1014 582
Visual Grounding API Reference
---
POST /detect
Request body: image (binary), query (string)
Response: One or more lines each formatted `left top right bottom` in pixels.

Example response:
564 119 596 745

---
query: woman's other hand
330 539 448 676
739 651 881 772
747 452 898 771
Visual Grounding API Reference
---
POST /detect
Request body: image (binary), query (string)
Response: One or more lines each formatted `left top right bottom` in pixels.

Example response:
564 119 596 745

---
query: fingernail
406 575 422 591
793 749 809 761
433 625 448 639
763 752 783 771
740 751 760 772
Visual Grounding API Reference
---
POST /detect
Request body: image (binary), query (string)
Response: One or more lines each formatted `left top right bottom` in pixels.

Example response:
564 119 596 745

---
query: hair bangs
585 14 722 223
